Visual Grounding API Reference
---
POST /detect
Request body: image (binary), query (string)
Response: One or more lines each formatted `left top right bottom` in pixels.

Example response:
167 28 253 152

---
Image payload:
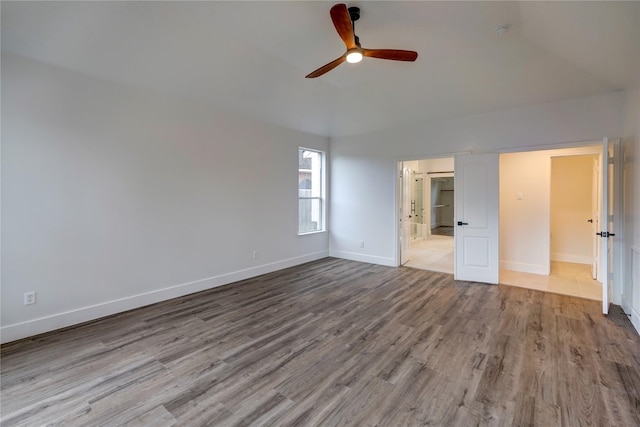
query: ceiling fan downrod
348 6 361 47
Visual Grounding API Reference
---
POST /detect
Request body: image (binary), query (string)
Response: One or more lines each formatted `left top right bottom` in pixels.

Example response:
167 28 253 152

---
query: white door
591 158 600 280
454 153 500 284
600 138 618 314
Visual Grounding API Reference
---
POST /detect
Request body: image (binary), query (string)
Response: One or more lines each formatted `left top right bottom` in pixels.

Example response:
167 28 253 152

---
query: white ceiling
2 1 639 138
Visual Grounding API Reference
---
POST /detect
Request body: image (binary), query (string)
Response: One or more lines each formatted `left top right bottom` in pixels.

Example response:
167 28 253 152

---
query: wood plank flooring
2 258 639 426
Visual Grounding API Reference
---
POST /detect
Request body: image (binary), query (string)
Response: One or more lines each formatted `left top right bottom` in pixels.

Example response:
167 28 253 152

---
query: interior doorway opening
399 158 455 273
498 144 604 301
397 140 620 310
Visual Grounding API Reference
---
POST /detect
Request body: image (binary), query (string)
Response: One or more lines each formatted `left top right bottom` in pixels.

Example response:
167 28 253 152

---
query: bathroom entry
399 158 455 273
410 171 425 240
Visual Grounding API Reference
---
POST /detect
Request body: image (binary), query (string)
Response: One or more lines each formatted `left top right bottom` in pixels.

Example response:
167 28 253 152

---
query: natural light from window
298 148 324 234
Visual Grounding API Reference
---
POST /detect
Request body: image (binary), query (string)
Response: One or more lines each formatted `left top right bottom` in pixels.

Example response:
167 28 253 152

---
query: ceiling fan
306 3 418 78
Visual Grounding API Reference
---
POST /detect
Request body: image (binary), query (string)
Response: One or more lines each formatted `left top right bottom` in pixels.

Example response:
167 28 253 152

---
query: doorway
498 145 604 300
430 176 454 236
399 158 455 273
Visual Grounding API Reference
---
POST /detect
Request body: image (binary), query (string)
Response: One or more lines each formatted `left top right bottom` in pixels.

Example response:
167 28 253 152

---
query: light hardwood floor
2 258 639 426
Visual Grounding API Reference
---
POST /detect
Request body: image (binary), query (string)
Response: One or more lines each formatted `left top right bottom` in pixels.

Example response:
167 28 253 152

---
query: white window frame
298 147 326 235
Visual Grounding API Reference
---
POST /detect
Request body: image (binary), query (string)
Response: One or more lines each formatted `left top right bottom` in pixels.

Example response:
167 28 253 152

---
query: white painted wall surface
1 55 330 343
499 151 552 275
423 158 454 174
622 18 640 333
500 147 600 275
330 92 623 270
550 155 597 265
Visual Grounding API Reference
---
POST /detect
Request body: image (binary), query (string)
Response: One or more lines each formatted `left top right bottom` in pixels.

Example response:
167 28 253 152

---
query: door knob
587 219 593 223
457 221 468 226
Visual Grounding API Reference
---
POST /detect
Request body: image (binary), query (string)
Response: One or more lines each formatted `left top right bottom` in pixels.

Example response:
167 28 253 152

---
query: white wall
499 151 552 274
622 17 640 333
423 158 454 174
498 148 599 275
330 92 623 269
550 155 596 265
1 55 330 343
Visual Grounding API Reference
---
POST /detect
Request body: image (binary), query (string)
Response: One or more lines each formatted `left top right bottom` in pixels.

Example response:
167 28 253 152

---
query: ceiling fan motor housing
348 7 360 22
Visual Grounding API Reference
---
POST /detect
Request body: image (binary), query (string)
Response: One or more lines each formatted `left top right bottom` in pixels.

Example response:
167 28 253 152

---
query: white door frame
601 138 623 313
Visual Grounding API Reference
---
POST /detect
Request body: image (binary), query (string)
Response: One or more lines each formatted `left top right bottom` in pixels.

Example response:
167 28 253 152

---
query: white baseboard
0 251 329 344
631 307 640 336
550 252 591 265
500 260 549 275
329 250 396 267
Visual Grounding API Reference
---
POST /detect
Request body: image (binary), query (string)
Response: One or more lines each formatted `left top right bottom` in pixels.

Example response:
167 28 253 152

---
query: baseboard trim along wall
499 260 549 275
1 251 329 344
550 253 591 265
329 250 396 267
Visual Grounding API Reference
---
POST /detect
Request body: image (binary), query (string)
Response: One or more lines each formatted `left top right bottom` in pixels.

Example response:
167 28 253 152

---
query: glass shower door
411 173 424 240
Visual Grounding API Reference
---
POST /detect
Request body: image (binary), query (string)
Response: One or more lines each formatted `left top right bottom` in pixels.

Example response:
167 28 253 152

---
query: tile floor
404 235 454 274
404 237 602 301
500 261 602 301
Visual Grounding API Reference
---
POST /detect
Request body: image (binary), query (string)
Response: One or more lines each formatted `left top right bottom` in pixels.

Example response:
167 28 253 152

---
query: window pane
299 198 322 233
298 148 324 234
299 149 321 198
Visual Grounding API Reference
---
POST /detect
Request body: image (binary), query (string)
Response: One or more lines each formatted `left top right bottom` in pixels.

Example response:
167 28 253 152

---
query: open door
399 163 412 265
591 157 600 280
454 153 500 284
600 138 619 315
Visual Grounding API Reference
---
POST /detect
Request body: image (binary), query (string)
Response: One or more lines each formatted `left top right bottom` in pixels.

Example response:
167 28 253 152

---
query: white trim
497 140 602 154
298 230 327 236
550 253 592 265
500 261 549 275
329 250 396 267
0 251 329 344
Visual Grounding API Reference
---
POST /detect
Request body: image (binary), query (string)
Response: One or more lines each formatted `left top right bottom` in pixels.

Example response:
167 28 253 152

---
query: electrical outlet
252 250 258 259
360 240 365 248
24 291 36 305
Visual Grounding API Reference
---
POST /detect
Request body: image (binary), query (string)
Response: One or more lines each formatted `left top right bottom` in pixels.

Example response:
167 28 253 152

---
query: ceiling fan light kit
306 3 418 78
346 49 363 63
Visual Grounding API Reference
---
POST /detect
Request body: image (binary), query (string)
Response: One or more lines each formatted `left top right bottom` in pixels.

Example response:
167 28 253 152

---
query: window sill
298 230 327 236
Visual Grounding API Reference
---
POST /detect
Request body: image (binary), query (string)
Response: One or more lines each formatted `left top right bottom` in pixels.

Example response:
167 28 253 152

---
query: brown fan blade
330 3 356 50
306 55 346 78
363 49 418 62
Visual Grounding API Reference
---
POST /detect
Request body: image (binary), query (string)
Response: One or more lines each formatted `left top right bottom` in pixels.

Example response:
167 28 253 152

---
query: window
298 148 325 234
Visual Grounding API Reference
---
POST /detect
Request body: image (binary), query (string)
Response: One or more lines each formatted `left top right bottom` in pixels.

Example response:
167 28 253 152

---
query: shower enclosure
410 172 425 240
